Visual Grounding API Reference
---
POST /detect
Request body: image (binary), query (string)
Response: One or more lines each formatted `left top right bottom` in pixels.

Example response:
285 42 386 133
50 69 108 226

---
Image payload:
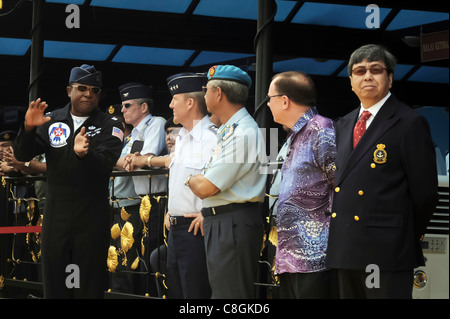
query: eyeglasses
351 65 387 76
266 94 285 101
71 84 101 94
202 86 209 94
122 102 142 109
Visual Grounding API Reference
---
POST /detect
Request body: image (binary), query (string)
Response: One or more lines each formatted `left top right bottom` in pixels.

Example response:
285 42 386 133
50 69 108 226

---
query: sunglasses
122 102 142 109
351 65 387 76
72 84 101 94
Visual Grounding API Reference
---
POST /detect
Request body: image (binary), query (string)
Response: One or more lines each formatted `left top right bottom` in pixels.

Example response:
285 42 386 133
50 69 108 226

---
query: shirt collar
218 107 248 133
291 107 318 134
179 115 212 142
136 114 152 131
132 114 152 135
359 91 391 118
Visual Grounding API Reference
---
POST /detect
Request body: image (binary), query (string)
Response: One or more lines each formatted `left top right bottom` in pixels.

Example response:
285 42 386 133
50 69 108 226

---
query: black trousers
41 193 110 299
166 216 211 299
278 270 339 299
203 205 264 299
337 268 414 299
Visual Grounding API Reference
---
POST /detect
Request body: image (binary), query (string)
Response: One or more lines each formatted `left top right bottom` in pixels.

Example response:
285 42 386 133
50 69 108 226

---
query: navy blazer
326 95 438 271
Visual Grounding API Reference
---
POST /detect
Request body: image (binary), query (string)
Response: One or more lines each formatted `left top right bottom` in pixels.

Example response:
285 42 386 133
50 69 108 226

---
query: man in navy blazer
326 44 438 298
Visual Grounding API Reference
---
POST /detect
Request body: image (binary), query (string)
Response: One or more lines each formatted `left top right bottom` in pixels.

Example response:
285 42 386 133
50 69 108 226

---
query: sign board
421 30 449 62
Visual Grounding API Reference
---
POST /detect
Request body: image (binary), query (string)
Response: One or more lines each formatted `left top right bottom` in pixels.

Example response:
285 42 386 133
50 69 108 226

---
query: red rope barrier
0 226 42 234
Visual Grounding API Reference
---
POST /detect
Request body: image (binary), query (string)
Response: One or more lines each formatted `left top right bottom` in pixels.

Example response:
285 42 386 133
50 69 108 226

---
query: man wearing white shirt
165 72 217 299
130 73 216 298
355 91 390 129
327 44 438 299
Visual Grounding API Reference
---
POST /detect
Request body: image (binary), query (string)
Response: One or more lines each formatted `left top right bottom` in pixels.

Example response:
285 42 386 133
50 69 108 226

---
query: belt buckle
212 207 216 215
169 216 177 225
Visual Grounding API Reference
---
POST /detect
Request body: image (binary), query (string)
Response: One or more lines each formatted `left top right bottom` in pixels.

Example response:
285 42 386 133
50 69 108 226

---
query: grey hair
347 44 397 76
184 91 208 115
208 79 249 106
134 97 154 114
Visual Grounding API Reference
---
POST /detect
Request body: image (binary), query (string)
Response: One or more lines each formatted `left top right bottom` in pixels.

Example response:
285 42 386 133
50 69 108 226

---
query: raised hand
74 126 90 158
24 98 51 132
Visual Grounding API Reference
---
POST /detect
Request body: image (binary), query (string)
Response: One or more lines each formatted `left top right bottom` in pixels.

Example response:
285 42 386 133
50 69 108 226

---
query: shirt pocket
184 161 206 171
184 149 209 170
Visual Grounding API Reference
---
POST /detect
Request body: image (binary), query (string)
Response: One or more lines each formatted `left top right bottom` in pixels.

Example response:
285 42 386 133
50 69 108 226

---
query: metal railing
0 168 170 299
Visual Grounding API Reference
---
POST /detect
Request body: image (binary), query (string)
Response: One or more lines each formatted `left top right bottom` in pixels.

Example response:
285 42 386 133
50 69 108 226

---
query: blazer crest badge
373 144 387 164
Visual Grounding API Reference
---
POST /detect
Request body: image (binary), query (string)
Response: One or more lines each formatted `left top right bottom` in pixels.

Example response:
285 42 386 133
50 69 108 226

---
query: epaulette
208 124 218 134
153 116 166 122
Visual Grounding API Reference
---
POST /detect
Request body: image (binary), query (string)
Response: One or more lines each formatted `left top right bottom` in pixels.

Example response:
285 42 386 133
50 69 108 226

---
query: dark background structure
0 0 448 128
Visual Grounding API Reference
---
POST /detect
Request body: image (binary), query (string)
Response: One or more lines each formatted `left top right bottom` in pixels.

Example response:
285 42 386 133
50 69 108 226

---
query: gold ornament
140 195 151 238
111 223 120 240
107 246 119 272
121 222 134 253
131 257 140 270
140 195 151 223
27 200 35 221
268 226 277 247
141 237 145 256
121 207 131 221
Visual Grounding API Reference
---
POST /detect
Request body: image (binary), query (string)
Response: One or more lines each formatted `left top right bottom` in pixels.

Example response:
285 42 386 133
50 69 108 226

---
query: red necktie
353 110 371 148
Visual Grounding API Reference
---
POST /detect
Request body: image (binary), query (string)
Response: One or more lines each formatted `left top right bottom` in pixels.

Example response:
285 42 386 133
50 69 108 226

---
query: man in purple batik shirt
267 71 338 299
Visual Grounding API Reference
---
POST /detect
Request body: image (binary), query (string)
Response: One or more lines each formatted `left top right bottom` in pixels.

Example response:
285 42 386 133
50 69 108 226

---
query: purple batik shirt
275 107 336 274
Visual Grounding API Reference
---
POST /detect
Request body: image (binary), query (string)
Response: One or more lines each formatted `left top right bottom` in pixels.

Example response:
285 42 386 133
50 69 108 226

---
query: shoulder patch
112 126 124 142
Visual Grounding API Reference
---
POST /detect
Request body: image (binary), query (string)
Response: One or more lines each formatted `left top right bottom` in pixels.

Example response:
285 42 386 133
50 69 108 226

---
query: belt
169 216 195 226
201 202 259 218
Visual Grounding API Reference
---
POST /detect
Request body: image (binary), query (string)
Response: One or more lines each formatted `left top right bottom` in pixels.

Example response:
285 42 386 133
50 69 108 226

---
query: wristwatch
184 174 193 186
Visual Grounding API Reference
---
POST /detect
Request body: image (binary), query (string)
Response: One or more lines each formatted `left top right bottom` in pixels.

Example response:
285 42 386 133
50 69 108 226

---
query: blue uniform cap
167 72 207 96
69 64 102 87
207 65 252 88
118 82 153 101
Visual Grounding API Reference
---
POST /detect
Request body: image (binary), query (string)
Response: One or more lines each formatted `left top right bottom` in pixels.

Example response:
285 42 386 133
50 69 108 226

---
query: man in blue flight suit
14 64 124 298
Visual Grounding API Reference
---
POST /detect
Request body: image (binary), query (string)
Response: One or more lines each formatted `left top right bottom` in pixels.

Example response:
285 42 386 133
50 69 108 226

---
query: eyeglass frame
122 102 144 109
202 85 216 94
71 84 101 95
351 65 388 76
266 94 287 101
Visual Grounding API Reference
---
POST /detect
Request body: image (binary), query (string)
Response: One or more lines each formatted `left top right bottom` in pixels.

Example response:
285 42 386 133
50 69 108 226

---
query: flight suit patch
49 122 71 148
